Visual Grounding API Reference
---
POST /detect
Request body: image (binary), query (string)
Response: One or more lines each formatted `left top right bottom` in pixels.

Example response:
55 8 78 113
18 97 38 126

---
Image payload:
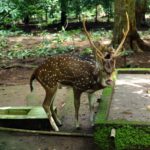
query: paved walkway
108 74 150 122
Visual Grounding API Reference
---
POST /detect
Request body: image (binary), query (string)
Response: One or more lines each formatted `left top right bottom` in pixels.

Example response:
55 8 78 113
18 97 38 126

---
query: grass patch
95 86 113 123
94 125 150 150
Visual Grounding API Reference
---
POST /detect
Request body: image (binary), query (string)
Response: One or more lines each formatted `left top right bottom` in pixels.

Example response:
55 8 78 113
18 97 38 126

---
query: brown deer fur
30 53 115 131
30 13 129 131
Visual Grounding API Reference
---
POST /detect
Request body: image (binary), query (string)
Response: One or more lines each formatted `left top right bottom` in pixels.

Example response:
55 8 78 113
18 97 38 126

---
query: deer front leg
43 87 59 131
73 88 82 129
88 92 96 127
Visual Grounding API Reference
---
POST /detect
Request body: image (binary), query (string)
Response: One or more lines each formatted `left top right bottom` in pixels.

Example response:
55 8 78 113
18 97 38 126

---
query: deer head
83 12 129 87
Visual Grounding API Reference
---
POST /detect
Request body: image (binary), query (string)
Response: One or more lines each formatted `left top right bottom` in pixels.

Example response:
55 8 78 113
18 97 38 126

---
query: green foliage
4 46 74 59
115 125 150 150
0 36 8 50
1 41 74 59
94 126 112 150
0 26 113 59
0 0 60 26
0 0 115 28
0 30 25 36
121 49 134 56
95 85 114 124
94 125 150 150
0 36 7 58
80 47 92 56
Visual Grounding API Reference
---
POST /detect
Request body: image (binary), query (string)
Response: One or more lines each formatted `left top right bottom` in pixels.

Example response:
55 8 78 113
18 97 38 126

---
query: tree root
137 38 150 51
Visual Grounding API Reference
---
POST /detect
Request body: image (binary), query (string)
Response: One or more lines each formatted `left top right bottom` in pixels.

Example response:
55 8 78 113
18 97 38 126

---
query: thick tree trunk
60 0 68 26
23 15 30 33
113 0 150 52
61 11 67 26
23 15 30 25
135 0 148 27
45 9 48 24
74 0 81 22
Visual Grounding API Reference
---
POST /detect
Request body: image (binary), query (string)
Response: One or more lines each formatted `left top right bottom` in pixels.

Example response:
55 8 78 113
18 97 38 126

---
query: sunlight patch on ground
108 74 150 122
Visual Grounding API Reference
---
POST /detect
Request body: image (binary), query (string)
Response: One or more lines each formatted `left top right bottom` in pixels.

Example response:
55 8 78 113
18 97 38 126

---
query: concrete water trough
0 106 52 130
0 107 98 149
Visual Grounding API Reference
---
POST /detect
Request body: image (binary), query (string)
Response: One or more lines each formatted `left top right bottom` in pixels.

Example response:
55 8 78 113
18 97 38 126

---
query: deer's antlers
82 12 129 59
82 17 104 60
114 12 130 57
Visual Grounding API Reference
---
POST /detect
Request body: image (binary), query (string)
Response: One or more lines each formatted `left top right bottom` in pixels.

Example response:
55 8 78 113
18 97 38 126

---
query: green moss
95 86 113 123
94 126 112 150
115 125 150 150
117 68 150 71
94 125 150 150
117 68 150 74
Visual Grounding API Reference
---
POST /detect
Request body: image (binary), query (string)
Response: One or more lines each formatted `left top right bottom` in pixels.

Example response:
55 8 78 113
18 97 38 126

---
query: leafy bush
4 44 75 59
0 36 8 50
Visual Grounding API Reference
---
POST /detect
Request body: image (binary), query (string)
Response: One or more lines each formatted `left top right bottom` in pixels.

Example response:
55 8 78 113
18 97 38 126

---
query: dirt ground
0 131 99 150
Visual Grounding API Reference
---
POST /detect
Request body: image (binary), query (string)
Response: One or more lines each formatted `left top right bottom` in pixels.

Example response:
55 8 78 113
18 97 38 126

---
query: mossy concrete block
0 106 47 119
94 68 150 150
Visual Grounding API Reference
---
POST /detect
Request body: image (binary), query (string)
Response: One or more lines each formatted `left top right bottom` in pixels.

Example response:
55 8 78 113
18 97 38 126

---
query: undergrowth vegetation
0 28 112 59
1 27 149 60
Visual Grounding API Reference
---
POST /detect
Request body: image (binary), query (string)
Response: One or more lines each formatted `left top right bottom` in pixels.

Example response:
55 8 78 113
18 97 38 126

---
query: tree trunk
135 0 148 27
23 15 30 25
74 0 81 22
23 15 30 32
45 9 48 24
113 0 150 52
60 0 68 26
95 5 98 23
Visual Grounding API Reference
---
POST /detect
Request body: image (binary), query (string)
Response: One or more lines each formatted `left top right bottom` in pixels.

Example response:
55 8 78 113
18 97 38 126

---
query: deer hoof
91 124 96 130
76 124 81 130
76 126 81 130
55 128 59 132
57 122 63 127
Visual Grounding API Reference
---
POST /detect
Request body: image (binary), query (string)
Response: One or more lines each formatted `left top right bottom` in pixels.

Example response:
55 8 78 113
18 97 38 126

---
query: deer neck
93 61 108 88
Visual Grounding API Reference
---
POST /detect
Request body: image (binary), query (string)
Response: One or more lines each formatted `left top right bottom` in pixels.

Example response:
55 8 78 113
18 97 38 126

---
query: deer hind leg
42 86 59 131
50 90 62 127
88 92 96 127
73 88 82 129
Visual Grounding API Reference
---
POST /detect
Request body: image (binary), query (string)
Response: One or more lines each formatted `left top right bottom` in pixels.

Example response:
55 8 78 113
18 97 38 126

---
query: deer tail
30 72 36 92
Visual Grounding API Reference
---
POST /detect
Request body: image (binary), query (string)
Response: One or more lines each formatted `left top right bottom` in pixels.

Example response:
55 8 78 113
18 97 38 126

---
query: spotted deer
30 13 129 131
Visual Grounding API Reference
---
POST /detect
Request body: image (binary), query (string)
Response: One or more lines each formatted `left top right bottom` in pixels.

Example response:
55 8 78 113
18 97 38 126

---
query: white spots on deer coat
35 54 99 90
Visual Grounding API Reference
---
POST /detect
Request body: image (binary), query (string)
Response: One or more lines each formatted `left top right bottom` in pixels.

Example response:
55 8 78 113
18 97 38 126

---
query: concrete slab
108 74 150 122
